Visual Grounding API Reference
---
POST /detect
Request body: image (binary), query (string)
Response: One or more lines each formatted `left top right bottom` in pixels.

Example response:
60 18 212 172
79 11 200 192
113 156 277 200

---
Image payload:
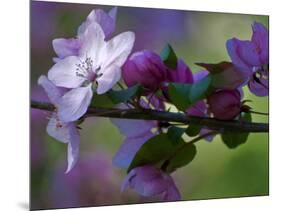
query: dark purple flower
207 89 242 120
226 22 269 96
122 50 167 92
122 165 180 201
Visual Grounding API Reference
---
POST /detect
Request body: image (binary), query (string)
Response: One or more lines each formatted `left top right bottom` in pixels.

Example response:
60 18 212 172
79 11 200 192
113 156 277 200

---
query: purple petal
248 77 269 96
162 185 181 201
167 59 193 84
58 85 93 122
52 38 81 61
226 38 261 72
48 56 85 89
108 7 117 21
37 75 67 106
65 123 80 173
122 50 167 91
186 100 207 117
193 70 209 82
78 8 117 39
111 118 155 138
122 165 181 199
113 132 154 168
200 128 216 142
134 176 168 197
251 22 269 64
96 65 121 94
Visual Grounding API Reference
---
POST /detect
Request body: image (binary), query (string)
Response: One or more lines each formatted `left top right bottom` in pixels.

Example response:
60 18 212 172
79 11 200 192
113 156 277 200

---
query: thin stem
249 110 269 116
30 100 269 133
117 82 125 90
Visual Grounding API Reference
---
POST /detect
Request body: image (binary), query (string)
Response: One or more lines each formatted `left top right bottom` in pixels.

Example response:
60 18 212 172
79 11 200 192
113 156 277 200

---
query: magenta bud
207 90 241 120
166 59 193 84
122 50 167 91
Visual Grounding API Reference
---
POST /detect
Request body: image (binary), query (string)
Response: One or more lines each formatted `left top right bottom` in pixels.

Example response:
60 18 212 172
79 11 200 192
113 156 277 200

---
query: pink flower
38 76 80 173
48 22 135 122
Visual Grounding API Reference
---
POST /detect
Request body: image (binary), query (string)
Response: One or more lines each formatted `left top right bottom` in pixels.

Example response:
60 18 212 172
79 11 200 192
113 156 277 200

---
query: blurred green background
31 1 269 209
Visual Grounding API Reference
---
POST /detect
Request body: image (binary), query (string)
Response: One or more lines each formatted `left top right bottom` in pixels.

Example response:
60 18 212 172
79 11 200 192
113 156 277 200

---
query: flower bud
122 50 167 91
166 59 193 84
207 90 241 120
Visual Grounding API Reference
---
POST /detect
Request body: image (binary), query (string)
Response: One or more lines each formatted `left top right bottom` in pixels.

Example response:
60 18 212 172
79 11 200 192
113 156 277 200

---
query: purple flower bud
166 59 193 84
207 90 241 120
122 165 180 201
122 50 167 92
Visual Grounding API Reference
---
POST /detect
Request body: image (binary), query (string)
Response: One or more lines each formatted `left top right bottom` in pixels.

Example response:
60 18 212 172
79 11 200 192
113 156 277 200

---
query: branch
31 100 269 133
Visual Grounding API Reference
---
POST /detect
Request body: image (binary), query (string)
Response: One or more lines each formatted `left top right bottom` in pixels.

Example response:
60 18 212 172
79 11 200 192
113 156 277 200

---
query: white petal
102 31 135 69
58 85 93 122
79 22 106 64
65 125 80 173
46 114 72 144
96 65 121 94
38 75 66 105
48 56 85 88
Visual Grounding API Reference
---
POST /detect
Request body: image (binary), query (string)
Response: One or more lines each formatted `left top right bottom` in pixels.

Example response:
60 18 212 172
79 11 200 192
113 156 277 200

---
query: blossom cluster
37 7 269 202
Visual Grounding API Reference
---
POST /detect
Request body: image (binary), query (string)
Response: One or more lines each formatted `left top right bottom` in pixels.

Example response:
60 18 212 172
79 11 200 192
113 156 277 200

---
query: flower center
75 56 102 85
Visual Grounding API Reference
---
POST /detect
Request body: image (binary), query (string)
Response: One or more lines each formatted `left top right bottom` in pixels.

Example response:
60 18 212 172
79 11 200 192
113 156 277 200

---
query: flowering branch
31 100 268 133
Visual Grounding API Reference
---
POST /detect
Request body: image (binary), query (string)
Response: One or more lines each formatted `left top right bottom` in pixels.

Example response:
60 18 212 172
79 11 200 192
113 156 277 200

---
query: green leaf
90 93 115 108
185 124 201 137
128 133 185 172
168 83 191 111
166 144 197 172
168 76 212 111
189 75 212 103
167 126 186 144
221 112 252 149
160 44 178 69
107 84 142 104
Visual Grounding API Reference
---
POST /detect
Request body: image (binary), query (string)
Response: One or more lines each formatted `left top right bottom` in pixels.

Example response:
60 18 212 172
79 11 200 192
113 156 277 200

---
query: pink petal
58 85 93 122
52 38 81 60
48 56 85 89
38 75 66 106
65 124 80 173
96 65 121 94
102 31 135 69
